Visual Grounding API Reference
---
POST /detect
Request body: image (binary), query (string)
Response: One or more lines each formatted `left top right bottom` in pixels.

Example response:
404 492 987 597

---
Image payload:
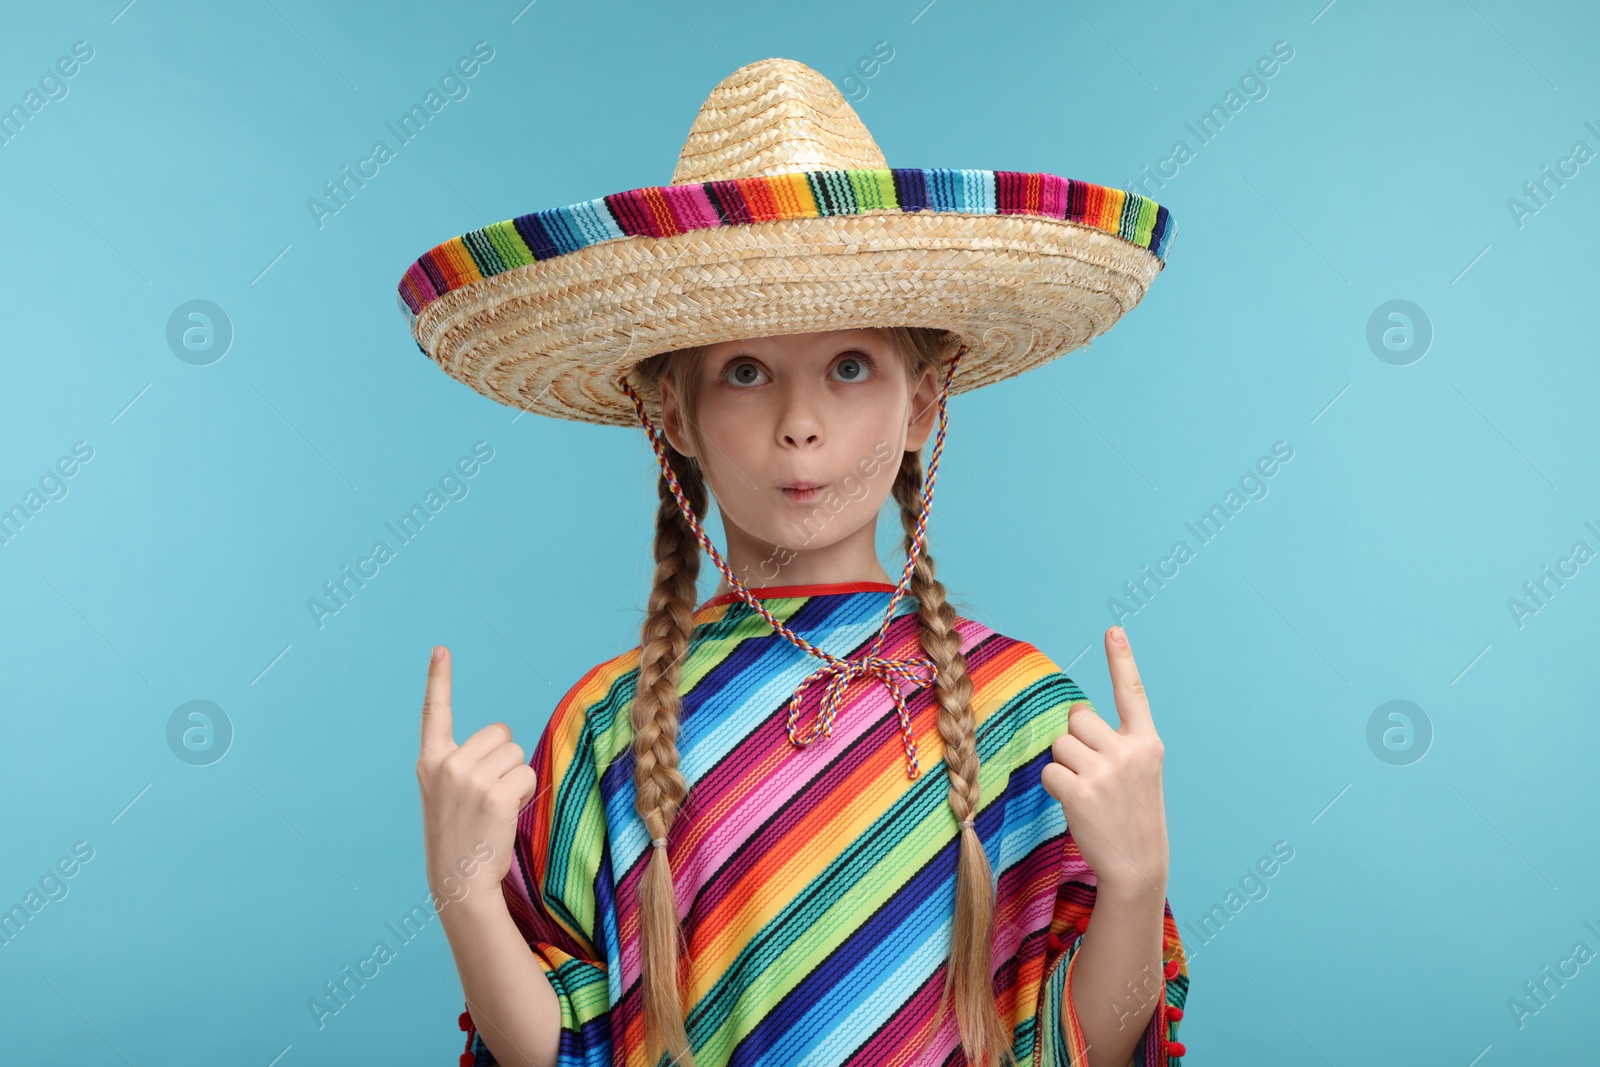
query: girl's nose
777 389 825 448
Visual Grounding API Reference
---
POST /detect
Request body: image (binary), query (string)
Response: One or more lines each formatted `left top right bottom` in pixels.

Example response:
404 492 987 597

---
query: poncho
456 581 1189 1066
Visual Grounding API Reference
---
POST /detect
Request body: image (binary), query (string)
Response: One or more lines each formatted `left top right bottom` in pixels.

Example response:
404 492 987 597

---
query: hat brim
400 168 1172 427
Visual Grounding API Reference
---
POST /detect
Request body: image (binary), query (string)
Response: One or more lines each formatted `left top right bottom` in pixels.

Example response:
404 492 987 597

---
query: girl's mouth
782 483 823 503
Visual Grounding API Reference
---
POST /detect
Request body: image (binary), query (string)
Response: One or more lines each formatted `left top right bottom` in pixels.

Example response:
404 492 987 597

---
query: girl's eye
724 360 768 387
831 354 875 383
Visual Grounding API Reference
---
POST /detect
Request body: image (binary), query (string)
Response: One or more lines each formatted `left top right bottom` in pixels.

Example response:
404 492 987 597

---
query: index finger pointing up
421 645 456 756
1105 626 1155 734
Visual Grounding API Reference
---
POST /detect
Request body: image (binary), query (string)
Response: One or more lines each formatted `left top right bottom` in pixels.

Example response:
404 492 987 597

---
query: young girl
402 60 1185 1067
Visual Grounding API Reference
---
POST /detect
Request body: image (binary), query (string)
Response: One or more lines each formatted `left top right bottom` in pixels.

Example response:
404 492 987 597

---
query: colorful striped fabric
459 581 1188 1066
399 168 1173 326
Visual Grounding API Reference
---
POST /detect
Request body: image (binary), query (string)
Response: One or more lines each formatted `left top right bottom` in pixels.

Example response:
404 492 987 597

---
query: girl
402 59 1186 1067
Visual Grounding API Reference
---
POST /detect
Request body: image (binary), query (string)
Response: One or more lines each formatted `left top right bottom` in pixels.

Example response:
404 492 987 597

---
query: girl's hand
1040 626 1170 895
417 645 539 911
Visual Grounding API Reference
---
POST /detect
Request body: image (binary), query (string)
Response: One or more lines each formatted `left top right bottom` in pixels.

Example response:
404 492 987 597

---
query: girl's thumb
518 769 540 810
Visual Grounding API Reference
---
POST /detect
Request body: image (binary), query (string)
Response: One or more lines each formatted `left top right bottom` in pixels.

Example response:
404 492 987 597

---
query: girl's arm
1041 626 1181 1066
418 645 560 1067
1063 877 1168 1067
438 890 562 1067
421 646 622 1066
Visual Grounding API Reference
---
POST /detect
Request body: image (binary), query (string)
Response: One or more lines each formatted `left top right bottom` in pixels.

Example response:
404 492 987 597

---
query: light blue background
3 1 1597 1063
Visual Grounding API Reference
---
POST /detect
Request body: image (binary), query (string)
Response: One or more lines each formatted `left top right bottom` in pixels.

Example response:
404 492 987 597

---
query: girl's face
658 329 940 584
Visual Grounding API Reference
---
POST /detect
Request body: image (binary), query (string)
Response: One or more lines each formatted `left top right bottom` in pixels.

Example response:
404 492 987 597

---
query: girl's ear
904 364 940 452
658 373 696 457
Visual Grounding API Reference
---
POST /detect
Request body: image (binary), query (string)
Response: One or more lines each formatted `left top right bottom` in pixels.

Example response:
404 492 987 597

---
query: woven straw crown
398 57 1174 426
667 59 889 184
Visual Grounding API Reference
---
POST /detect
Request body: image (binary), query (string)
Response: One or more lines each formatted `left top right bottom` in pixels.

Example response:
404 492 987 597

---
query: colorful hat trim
397 167 1172 328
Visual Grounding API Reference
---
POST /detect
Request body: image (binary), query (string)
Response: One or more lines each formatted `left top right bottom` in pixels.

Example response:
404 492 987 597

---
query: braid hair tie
652 837 668 848
958 820 975 829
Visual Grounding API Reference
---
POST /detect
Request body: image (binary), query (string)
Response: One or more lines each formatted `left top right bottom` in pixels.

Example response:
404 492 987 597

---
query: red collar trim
697 580 898 611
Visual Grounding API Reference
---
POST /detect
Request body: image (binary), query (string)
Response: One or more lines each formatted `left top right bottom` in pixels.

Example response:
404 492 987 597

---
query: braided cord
617 344 966 778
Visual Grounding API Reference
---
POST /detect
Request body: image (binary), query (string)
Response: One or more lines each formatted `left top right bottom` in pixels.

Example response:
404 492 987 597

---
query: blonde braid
893 449 1015 1067
630 444 707 1067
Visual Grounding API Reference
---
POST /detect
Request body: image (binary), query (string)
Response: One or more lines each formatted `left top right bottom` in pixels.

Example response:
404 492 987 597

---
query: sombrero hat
396 57 1174 427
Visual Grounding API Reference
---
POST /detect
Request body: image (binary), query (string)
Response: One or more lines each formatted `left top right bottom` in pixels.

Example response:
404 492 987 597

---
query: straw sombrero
397 57 1174 427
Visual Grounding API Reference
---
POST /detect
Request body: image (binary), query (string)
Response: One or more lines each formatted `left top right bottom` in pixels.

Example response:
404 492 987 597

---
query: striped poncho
459 581 1189 1066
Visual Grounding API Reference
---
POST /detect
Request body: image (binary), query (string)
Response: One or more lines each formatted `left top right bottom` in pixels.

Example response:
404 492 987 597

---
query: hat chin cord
617 342 967 782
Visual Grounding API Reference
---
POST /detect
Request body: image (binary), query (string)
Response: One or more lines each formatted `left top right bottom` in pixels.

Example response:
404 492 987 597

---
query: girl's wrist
434 877 511 927
1094 868 1169 905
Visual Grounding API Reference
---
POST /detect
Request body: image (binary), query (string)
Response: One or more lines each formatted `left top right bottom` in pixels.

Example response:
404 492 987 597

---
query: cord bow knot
787 651 939 778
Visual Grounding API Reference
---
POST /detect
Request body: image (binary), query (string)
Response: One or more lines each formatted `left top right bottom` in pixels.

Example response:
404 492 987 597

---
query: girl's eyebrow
719 344 880 365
